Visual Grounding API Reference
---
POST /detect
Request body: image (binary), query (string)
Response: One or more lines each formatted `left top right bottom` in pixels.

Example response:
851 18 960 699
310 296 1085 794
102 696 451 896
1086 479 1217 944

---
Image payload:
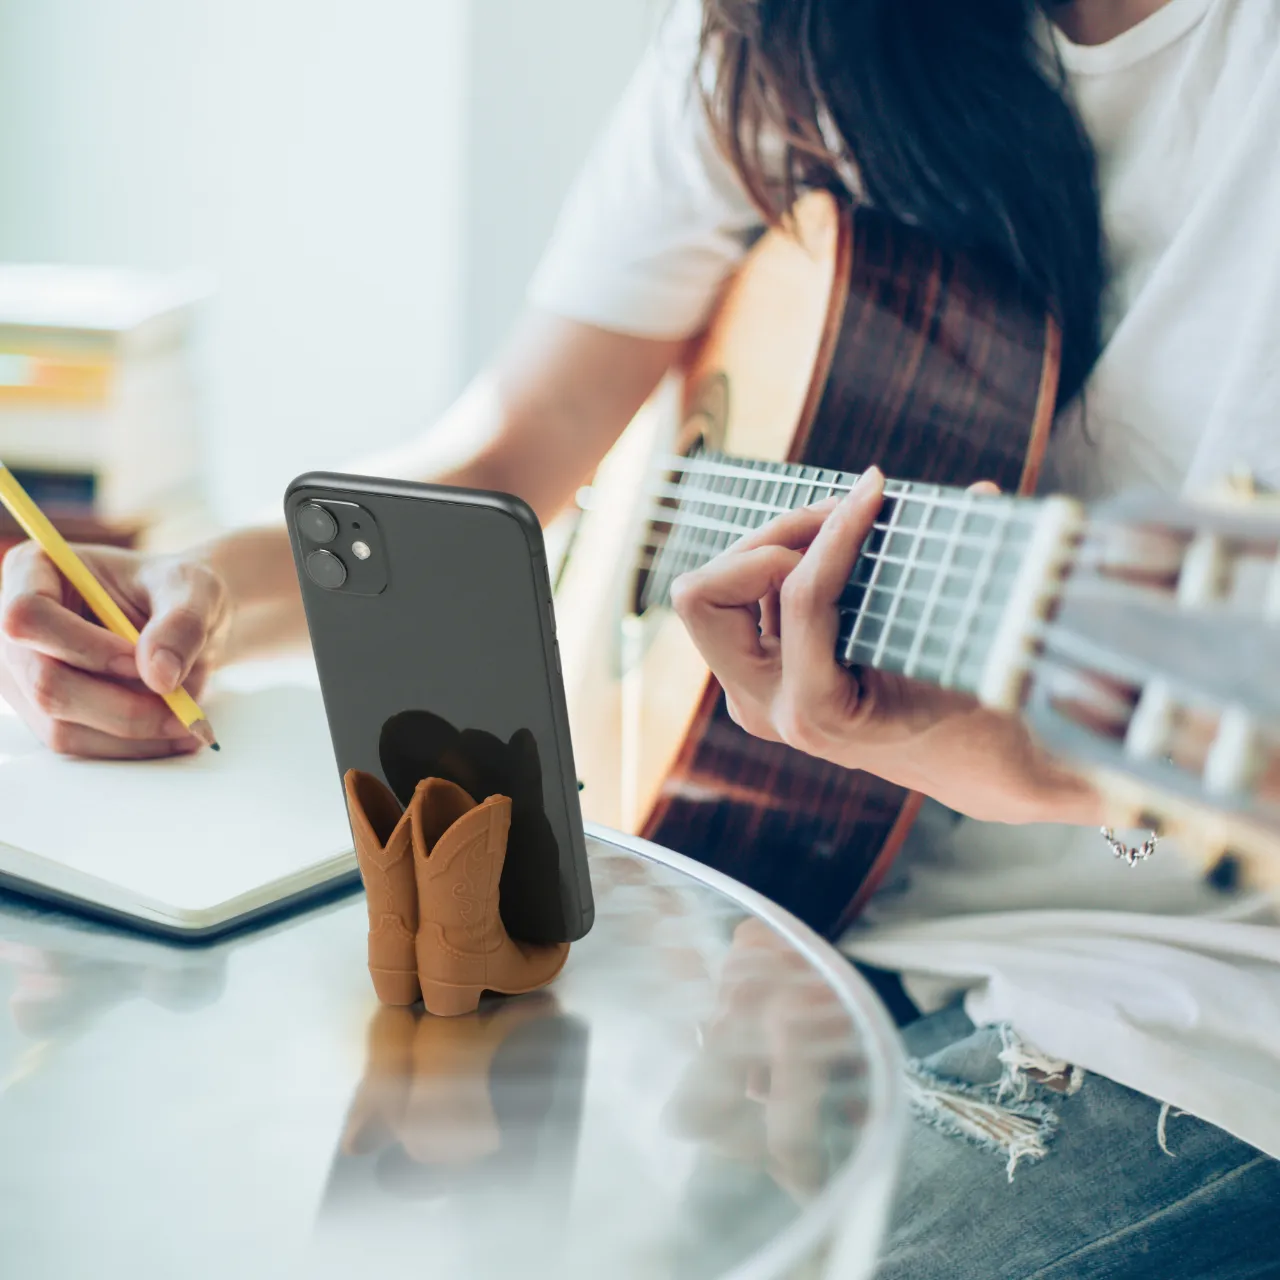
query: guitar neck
648 451 1075 702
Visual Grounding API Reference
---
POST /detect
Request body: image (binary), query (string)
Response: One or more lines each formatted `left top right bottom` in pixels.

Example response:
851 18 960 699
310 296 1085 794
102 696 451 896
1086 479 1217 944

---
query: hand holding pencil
0 463 222 757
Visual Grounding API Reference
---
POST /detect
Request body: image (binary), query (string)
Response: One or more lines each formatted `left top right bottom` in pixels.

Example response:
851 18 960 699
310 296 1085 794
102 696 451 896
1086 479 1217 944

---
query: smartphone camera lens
305 549 347 590
296 503 338 543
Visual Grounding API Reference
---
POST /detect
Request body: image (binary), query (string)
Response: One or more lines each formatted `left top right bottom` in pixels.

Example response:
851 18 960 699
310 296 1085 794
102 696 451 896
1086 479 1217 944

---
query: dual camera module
296 501 382 593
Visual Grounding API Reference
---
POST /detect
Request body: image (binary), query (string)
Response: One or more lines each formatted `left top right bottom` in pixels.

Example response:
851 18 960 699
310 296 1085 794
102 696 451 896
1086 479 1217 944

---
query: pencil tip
210 742 221 752
189 718 219 752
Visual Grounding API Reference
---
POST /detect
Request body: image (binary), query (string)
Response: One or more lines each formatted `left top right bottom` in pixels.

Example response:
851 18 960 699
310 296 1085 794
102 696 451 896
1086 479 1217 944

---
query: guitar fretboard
642 450 1042 695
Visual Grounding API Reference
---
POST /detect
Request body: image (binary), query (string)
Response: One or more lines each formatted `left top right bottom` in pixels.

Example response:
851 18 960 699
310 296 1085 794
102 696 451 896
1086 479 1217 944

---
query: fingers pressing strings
669 544 803 687
776 470 885 725
638 468 1018 587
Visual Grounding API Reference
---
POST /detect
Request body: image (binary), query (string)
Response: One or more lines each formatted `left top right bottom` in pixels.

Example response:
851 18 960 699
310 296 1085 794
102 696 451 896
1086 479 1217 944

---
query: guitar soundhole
685 372 729 452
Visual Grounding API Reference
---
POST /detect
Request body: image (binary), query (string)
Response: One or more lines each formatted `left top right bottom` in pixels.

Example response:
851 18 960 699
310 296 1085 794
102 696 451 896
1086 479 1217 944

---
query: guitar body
556 191 1061 937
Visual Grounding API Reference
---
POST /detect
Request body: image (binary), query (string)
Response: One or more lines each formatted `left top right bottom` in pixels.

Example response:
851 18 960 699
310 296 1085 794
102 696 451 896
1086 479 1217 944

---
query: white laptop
0 660 360 938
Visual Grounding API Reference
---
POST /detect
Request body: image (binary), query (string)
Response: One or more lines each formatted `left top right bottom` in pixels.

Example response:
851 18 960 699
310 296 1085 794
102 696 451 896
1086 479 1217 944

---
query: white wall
0 0 655 524
461 0 661 372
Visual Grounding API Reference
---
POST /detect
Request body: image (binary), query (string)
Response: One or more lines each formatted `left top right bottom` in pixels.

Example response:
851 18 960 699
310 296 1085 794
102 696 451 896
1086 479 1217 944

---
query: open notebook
0 661 359 938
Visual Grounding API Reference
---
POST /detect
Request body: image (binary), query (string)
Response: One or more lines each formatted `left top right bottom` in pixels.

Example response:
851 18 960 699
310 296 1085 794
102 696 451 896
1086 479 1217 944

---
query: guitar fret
841 604 1009 670
799 463 819 509
660 506 1029 585
668 451 707 591
903 487 968 681
842 597 1005 632
706 461 727 562
664 485 689 600
699 457 727 566
693 455 722 566
837 584 1012 639
719 460 741 548
762 468 783 527
645 451 1031 667
739 458 761 541
846 482 900 660
741 458 766 547
650 485 1023 553
871 481 930 670
778 470 795 517
671 455 1024 520
762 471 783 524
835 491 1030 690
939 502 1014 688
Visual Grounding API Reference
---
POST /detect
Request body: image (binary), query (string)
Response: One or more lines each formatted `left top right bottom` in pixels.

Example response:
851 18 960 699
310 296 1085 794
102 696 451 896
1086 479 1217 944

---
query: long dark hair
699 0 1104 407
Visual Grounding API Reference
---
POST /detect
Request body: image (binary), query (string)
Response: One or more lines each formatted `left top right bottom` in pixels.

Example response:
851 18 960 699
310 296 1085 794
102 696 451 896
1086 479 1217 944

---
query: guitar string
665 449 1013 496
680 447 716 593
845 474 902 661
902 485 960 677
637 517 1023 639
629 456 1037 542
644 485 1038 541
640 462 1038 546
638 505 1031 566
638 541 1014 687
644 458 845 609
638 459 1032 590
635 453 1038 598
872 479 932 670
940 499 1015 687
627 541 1011 621
660 454 1039 523
636 454 1033 679
637 469 1021 681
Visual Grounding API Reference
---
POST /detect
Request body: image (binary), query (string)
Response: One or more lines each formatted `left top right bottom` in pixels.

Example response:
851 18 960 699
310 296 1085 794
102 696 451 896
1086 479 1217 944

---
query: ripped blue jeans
876 1003 1280 1280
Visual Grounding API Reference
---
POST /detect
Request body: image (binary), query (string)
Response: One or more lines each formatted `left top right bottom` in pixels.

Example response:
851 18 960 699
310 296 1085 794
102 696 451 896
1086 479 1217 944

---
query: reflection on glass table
0 831 903 1280
314 993 589 1276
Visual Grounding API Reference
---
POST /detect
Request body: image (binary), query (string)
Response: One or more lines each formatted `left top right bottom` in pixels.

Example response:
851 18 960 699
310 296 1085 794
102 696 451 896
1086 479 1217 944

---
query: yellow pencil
0 463 218 751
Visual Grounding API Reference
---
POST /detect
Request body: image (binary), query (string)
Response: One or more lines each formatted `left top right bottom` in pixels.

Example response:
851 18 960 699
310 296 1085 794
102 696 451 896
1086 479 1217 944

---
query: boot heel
420 980 485 1018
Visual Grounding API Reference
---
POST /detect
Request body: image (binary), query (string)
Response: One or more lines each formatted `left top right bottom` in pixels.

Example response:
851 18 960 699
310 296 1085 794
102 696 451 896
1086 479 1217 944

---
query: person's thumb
134 559 226 695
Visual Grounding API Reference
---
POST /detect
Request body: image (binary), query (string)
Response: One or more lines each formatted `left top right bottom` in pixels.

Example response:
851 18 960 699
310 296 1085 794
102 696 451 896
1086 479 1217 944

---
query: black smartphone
284 471 593 945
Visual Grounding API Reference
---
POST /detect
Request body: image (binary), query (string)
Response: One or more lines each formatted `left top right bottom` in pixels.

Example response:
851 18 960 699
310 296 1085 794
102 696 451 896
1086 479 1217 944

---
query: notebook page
0 681 353 916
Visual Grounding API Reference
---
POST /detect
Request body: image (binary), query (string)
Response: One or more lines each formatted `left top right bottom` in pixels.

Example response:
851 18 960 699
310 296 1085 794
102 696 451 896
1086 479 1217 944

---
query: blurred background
0 0 661 545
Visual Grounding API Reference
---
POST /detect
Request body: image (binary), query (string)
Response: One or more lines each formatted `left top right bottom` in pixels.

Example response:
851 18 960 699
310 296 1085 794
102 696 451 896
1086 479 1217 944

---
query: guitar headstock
1021 477 1280 887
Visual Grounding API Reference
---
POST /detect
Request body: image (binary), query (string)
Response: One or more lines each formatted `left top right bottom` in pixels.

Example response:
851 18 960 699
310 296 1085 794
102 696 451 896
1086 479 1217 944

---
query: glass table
0 826 905 1280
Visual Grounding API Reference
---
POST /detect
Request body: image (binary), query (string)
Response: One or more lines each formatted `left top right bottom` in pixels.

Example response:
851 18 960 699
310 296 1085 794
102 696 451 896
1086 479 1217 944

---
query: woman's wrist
194 525 309 669
831 710 1106 829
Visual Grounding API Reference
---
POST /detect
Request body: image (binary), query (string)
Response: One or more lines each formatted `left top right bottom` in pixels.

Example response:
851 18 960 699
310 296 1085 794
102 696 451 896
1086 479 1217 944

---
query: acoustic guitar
554 190 1279 938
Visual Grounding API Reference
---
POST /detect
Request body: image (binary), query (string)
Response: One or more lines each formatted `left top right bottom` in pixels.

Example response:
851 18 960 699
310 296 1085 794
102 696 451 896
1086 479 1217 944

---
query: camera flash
351 540 372 561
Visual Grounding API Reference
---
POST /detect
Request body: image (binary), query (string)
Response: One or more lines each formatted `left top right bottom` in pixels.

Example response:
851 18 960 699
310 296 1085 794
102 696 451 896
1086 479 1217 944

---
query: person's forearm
195 312 680 668
851 699 1105 828
195 434 538 668
194 525 307 666
193 426 528 666
352 313 682 524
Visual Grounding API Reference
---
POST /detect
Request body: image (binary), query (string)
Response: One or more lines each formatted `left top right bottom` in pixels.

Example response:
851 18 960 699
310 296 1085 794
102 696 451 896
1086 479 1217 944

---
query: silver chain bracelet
1100 827 1159 866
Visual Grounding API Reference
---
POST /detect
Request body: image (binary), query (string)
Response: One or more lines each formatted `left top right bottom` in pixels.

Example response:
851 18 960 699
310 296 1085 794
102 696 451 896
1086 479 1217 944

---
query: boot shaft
413 781 511 945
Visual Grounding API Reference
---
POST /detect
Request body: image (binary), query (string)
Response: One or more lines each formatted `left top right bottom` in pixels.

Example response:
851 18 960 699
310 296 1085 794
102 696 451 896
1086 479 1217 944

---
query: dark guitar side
643 202 1063 939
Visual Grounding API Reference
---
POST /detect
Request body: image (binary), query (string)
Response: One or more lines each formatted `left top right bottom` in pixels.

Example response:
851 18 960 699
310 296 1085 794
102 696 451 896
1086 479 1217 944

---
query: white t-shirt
529 0 1280 1157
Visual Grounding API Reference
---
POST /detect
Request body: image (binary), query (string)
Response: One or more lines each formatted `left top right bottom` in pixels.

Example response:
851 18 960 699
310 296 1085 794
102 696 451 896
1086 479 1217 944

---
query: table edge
585 821 907 1280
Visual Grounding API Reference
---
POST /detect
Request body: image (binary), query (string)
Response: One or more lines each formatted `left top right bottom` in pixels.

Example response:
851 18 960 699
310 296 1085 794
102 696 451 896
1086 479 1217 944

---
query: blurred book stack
0 265 209 561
